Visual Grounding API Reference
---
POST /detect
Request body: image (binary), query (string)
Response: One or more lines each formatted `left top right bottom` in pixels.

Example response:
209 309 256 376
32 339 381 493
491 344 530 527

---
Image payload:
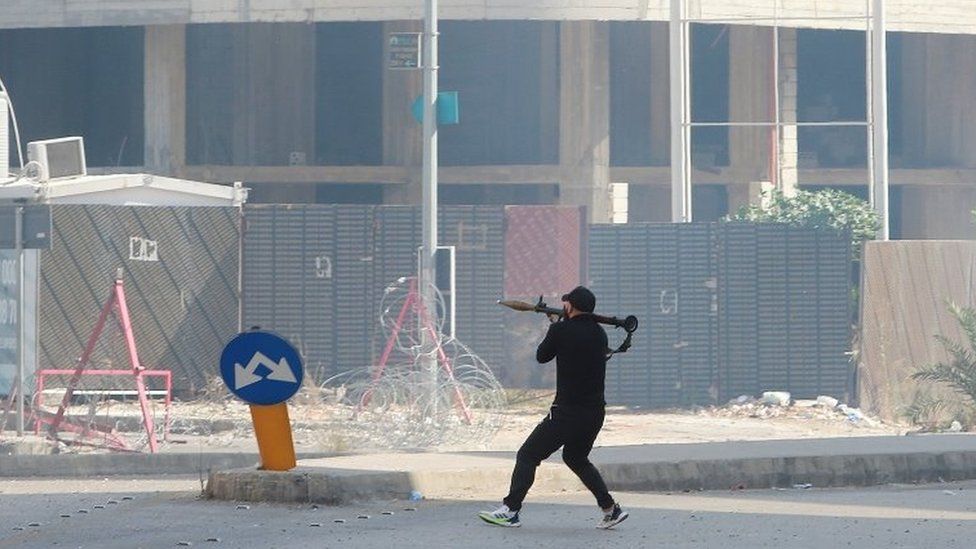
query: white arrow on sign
235 351 298 390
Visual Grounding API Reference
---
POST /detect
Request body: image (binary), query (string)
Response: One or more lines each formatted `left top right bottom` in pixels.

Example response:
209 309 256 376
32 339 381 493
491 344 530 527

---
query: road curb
0 452 333 478
206 449 976 505
598 451 976 492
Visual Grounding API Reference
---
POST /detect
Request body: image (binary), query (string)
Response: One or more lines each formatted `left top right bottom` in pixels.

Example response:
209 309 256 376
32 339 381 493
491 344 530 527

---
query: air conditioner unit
27 136 87 182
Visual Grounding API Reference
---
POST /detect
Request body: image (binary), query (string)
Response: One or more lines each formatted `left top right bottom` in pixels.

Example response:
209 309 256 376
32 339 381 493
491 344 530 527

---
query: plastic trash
408 490 423 501
949 420 963 432
838 404 865 423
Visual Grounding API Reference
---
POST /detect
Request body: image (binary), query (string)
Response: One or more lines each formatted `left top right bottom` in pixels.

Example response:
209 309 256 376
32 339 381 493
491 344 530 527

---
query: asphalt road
2 477 976 548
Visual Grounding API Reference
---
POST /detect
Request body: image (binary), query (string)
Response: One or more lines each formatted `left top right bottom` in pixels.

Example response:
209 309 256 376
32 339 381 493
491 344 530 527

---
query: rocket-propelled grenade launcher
497 296 638 357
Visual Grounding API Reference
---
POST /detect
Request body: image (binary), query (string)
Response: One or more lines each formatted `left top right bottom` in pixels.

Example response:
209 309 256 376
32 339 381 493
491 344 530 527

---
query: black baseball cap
561 286 596 313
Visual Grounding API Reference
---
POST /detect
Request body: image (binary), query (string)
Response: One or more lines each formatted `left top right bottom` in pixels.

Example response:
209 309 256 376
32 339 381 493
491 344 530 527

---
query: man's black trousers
503 405 614 511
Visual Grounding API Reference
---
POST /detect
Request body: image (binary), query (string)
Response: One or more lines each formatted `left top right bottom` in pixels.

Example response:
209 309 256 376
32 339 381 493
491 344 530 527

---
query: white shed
0 173 248 207
0 171 247 401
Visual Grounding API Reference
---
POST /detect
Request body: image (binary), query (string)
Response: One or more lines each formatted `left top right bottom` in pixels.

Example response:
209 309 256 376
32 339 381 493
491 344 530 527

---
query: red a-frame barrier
35 272 168 453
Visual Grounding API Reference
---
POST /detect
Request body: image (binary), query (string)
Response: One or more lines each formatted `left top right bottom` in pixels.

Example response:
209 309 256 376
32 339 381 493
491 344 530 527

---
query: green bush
726 189 880 258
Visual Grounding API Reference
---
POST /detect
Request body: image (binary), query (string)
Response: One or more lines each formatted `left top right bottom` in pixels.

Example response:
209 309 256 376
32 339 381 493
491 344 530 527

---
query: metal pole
421 0 439 296
772 3 781 191
870 0 890 240
422 0 440 415
14 206 23 436
669 0 691 222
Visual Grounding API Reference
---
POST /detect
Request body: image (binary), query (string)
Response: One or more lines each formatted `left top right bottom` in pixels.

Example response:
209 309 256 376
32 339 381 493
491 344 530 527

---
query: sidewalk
205 434 976 504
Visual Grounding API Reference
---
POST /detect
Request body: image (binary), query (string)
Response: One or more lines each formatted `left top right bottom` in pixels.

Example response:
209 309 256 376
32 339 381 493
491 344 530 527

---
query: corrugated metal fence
32 206 853 406
591 222 852 408
241 205 508 384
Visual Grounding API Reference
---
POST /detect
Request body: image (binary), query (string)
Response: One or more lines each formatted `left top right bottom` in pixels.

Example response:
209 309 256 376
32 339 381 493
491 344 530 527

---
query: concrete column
231 23 316 167
382 21 423 205
144 25 186 176
777 27 798 196
728 26 798 202
559 21 611 224
729 26 772 186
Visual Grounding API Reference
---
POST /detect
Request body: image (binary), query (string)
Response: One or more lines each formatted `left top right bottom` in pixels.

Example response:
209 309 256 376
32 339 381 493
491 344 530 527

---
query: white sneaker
478 504 521 528
597 503 629 529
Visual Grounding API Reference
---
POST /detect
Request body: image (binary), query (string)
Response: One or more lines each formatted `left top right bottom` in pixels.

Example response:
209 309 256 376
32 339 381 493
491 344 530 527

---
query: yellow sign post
249 403 297 471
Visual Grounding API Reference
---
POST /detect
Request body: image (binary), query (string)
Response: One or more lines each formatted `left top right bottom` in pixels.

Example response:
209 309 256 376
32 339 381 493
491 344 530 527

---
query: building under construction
1 1 974 237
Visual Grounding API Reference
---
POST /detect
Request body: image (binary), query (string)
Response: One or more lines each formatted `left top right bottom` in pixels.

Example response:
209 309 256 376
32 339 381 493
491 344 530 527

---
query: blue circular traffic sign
219 330 304 405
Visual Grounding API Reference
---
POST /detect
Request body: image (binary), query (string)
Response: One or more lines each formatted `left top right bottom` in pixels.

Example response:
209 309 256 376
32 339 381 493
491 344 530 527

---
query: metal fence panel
589 225 653 406
242 205 341 384
441 206 507 373
718 223 852 402
590 224 718 408
242 205 507 383
592 222 851 408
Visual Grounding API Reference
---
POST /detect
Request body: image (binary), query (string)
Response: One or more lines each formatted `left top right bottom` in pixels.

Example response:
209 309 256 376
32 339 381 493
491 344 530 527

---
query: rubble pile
701 391 884 428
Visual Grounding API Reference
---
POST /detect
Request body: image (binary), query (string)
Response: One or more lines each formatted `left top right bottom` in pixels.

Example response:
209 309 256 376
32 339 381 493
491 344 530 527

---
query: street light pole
422 0 438 293
869 0 889 240
669 0 691 222
421 0 440 414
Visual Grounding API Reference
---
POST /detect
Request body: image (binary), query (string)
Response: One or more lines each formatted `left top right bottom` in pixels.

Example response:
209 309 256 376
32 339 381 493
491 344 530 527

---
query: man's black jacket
536 314 608 408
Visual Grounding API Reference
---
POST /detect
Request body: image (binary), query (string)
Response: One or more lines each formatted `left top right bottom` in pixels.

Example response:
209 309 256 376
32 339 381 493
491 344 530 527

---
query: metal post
14 206 23 436
669 0 691 222
422 0 439 291
870 0 890 240
421 0 440 415
772 3 781 191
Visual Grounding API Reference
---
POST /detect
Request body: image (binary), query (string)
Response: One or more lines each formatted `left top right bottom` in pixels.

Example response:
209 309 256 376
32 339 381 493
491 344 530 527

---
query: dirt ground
19 389 906 455
468 396 902 452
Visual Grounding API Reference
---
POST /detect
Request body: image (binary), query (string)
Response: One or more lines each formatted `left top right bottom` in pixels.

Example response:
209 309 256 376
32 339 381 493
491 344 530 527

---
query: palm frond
903 392 948 425
913 304 976 408
947 302 976 356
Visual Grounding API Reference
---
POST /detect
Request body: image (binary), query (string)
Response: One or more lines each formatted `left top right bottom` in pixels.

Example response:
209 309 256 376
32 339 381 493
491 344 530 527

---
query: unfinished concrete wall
859 241 976 422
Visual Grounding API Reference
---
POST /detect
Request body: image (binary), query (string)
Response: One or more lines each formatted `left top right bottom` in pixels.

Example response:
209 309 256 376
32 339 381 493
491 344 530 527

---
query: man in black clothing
478 286 629 529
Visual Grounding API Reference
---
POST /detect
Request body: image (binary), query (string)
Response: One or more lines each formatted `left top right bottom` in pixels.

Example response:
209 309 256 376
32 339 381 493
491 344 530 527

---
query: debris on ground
702 393 885 428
